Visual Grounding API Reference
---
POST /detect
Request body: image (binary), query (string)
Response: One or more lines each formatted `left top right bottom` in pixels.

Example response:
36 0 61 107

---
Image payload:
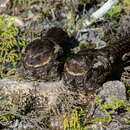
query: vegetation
108 6 122 17
0 113 15 122
63 96 130 129
63 107 88 130
0 15 25 77
108 0 130 17
123 0 130 11
79 0 90 5
12 0 45 6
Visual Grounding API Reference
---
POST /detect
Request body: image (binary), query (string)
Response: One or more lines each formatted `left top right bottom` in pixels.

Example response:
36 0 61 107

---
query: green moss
0 101 16 122
80 43 96 50
0 113 15 122
63 96 130 129
123 0 130 6
79 0 89 5
108 0 130 17
13 0 25 5
0 15 25 77
123 0 130 11
108 6 122 18
88 96 130 124
13 0 45 6
80 44 87 50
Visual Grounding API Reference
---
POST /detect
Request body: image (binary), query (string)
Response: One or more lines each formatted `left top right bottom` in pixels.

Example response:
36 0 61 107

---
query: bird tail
44 27 69 44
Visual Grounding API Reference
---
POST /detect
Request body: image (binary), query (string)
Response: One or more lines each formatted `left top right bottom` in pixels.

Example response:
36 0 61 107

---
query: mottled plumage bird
22 27 130 93
22 27 69 81
63 35 130 93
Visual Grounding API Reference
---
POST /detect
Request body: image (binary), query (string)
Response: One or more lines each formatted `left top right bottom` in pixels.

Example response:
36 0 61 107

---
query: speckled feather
63 34 130 93
23 27 69 81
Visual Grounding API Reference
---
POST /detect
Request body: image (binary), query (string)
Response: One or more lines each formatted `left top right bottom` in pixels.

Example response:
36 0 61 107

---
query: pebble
99 81 126 104
0 0 10 13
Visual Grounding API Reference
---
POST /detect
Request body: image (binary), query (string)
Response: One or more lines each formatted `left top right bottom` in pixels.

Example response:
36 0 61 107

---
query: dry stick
78 0 119 29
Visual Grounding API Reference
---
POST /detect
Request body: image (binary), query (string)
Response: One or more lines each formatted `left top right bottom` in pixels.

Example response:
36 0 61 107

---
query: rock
99 81 126 104
89 81 129 130
0 0 11 13
27 10 34 19
49 116 64 130
106 113 130 130
78 28 106 50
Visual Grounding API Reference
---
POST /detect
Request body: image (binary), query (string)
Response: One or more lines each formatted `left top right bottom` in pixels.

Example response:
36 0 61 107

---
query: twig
80 0 119 27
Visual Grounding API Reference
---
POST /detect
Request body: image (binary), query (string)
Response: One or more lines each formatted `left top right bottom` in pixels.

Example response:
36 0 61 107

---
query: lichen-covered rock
0 0 11 13
99 81 126 104
89 81 130 130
